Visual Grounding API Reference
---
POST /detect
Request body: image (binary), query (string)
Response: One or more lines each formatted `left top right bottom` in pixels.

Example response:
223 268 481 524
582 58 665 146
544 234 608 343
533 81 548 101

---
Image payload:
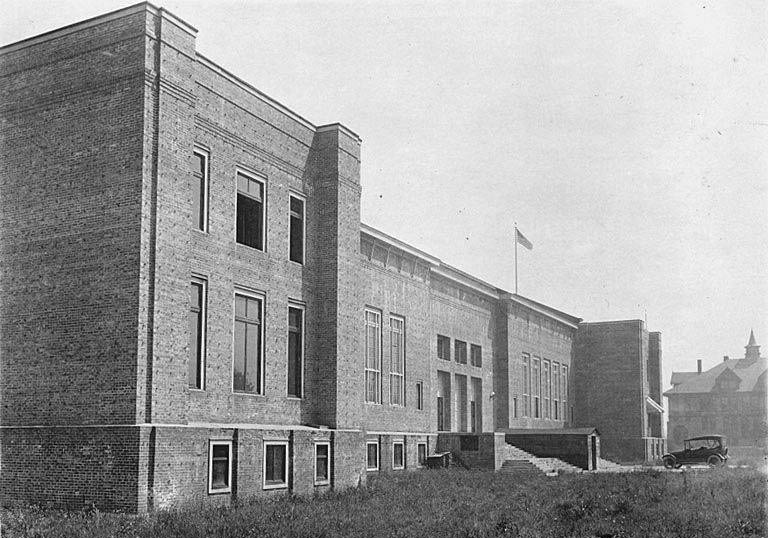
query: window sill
314 480 330 487
288 259 304 267
208 487 232 495
365 468 379 472
286 396 302 401
235 241 266 254
263 483 288 490
193 228 209 236
233 391 266 398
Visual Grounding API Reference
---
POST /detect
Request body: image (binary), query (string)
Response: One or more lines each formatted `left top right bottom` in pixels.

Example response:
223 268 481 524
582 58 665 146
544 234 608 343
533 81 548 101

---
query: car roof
685 435 725 441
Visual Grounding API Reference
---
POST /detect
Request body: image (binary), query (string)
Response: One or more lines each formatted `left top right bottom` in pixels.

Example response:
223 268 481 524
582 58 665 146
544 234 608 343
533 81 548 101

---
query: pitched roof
670 372 699 386
664 357 768 396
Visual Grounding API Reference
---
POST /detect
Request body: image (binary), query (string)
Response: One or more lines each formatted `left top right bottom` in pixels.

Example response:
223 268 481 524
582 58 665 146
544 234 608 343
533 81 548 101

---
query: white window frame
208 440 232 494
365 308 382 404
288 192 306 265
392 441 405 470
263 440 289 490
417 442 427 466
366 441 379 471
314 441 331 486
193 146 209 233
235 167 267 252
190 276 207 391
287 301 305 399
389 315 405 406
232 287 266 395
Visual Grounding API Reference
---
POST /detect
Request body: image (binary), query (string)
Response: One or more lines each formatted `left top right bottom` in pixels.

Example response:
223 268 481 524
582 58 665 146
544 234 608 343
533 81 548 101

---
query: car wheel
663 457 675 469
707 455 722 467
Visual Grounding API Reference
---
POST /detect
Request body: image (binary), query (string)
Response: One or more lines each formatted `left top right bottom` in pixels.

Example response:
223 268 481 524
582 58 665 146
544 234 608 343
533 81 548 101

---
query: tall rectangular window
455 340 467 364
314 442 330 486
543 360 551 419
287 305 304 398
189 278 206 389
392 442 404 470
289 195 305 264
415 381 424 410
366 441 379 471
236 170 265 250
365 309 382 404
470 344 482 367
417 443 427 466
193 148 209 231
562 365 568 421
208 441 232 494
437 335 450 360
522 354 530 417
553 362 560 420
532 357 541 418
389 316 405 406
263 441 288 489
234 292 263 394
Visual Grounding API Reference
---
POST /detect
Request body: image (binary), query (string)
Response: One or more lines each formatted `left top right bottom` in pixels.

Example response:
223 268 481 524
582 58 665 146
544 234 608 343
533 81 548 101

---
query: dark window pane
266 445 286 484
237 194 263 250
233 321 247 391
288 308 302 397
394 444 404 468
315 444 329 481
418 444 426 465
245 323 260 393
189 309 200 388
367 443 378 469
189 282 203 389
290 215 303 263
211 444 229 490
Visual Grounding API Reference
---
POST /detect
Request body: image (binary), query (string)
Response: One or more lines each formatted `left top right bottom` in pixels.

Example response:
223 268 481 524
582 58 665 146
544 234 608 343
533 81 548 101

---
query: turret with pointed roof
745 329 761 361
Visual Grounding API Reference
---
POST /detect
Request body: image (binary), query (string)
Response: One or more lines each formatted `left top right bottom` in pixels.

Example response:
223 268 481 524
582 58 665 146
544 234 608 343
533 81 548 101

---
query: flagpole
514 223 518 295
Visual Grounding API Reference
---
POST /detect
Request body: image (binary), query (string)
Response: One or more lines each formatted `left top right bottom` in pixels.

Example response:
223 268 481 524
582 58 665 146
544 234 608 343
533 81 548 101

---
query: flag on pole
515 227 533 251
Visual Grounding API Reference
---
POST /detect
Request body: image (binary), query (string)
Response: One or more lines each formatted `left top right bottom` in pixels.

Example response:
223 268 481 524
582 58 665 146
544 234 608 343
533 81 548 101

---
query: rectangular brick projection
0 2 661 511
573 320 663 462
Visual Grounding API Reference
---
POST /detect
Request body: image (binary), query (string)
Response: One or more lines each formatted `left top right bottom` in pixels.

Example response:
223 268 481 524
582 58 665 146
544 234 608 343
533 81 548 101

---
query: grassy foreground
2 467 765 537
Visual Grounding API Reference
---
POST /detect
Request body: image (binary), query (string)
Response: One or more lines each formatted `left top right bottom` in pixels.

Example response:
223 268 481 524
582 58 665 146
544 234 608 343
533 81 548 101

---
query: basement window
208 440 232 494
393 442 405 470
366 441 379 471
264 441 289 489
314 442 330 486
417 443 427 466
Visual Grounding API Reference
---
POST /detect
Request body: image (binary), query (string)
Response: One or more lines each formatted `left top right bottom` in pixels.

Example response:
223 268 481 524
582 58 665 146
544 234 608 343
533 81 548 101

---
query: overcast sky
3 0 766 392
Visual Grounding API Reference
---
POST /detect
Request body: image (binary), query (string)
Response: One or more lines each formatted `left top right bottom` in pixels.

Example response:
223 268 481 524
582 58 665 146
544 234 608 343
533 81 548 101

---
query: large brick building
664 331 767 451
0 3 664 511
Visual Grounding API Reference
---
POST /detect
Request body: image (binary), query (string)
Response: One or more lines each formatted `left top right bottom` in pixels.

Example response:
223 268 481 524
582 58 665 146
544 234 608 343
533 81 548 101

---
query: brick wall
0 7 148 426
504 299 575 430
573 320 652 461
0 427 141 511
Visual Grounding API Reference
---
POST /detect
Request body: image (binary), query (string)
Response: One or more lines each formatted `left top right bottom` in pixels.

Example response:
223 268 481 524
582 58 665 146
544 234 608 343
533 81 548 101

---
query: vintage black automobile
662 435 728 468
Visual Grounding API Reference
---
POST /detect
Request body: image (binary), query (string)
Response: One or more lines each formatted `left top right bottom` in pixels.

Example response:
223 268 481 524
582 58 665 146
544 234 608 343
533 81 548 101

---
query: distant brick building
572 320 666 462
0 3 663 511
664 331 767 450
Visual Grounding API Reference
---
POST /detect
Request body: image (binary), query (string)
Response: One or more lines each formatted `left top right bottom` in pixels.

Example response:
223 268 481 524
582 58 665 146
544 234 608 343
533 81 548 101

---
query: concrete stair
595 457 638 472
501 443 583 475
